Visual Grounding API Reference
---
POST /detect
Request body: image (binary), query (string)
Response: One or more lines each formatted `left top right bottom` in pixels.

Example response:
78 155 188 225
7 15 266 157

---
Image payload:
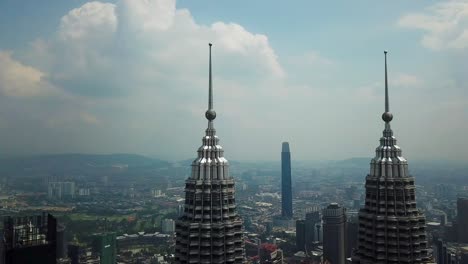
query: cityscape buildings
174 44 245 263
48 182 76 200
352 51 430 263
281 142 293 219
322 203 346 264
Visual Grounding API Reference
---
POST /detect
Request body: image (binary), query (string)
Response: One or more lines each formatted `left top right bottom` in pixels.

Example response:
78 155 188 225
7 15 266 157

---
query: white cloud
0 51 52 97
118 0 176 32
59 2 117 43
398 0 468 50
0 0 288 158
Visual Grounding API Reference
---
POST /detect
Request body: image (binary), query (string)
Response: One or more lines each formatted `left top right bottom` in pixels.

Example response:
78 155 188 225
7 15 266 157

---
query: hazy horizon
1 0 467 162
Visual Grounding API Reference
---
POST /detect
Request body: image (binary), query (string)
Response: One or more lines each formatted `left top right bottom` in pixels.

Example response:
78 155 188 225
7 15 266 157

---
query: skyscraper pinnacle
352 51 429 264
174 45 245 263
205 43 216 122
382 50 393 124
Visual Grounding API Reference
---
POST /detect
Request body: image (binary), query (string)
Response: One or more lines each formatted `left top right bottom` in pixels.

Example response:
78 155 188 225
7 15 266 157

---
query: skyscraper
457 197 468 243
296 220 306 251
281 142 293 218
352 51 429 264
322 203 346 264
91 233 116 264
2 213 57 264
174 44 245 264
305 211 321 245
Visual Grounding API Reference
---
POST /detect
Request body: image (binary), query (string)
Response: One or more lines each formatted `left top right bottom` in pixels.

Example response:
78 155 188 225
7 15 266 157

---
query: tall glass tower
174 44 245 264
352 51 429 263
281 142 293 218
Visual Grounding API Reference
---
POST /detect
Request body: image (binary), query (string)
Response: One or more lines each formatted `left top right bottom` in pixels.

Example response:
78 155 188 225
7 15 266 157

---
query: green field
68 213 134 222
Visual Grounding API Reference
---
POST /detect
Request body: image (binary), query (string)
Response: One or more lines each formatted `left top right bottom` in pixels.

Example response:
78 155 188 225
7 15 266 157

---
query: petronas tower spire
352 51 430 264
174 44 246 264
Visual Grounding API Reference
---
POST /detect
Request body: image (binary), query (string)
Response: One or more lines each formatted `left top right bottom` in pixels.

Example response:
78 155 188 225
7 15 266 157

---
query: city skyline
0 0 467 162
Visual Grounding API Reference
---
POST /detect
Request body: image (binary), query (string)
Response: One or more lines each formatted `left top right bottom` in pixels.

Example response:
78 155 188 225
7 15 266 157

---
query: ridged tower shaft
353 51 429 264
281 142 293 218
174 44 245 264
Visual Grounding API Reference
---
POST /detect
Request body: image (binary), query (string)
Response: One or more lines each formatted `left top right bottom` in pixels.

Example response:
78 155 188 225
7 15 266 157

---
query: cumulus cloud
0 51 52 97
0 0 289 158
398 0 468 50
31 0 284 98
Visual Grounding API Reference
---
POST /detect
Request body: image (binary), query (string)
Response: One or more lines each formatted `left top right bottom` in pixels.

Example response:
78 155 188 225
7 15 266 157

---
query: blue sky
0 0 467 161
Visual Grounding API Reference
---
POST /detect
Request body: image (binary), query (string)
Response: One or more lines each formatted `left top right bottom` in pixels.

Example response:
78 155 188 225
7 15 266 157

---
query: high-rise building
174 44 245 264
281 142 293 218
296 220 306 252
322 203 346 264
2 213 57 264
458 197 468 243
346 217 359 258
305 211 321 244
48 182 75 200
161 219 175 234
352 51 429 263
296 211 320 253
56 223 67 259
91 233 116 264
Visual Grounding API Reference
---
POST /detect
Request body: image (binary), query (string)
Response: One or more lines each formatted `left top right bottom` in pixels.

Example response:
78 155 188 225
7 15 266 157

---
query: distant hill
0 153 170 176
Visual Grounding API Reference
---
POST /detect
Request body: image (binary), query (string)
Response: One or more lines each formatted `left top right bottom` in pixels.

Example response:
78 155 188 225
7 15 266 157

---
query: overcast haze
0 0 467 161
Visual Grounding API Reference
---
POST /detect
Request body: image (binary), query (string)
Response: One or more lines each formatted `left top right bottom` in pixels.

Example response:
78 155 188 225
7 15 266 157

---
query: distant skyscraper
281 142 293 218
457 197 468 243
352 51 429 263
322 203 346 264
174 44 245 264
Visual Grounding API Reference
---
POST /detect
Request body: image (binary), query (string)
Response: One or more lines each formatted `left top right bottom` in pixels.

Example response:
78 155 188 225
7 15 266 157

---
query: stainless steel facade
352 52 430 264
174 44 245 264
281 142 293 218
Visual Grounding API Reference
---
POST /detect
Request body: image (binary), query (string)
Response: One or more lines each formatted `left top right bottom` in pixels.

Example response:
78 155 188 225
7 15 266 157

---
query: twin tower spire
205 43 216 122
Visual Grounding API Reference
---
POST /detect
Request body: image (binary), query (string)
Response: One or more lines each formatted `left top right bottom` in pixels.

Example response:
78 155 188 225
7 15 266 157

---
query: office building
458 197 468 243
2 213 57 264
352 52 429 263
56 223 67 259
296 220 306 251
161 219 175 234
323 203 346 264
91 233 116 264
174 44 245 263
